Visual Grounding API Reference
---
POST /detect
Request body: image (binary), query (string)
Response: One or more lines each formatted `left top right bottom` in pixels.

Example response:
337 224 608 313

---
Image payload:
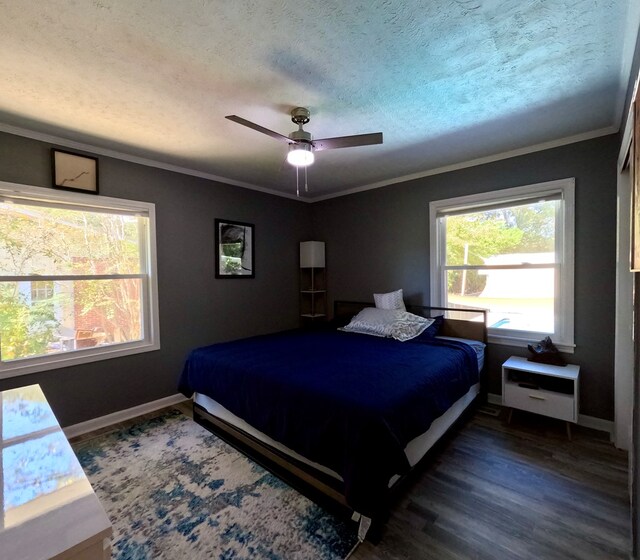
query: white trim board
487 393 614 438
63 393 188 439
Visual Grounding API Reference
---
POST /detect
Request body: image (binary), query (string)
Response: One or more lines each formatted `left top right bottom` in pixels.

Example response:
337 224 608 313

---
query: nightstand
502 356 580 439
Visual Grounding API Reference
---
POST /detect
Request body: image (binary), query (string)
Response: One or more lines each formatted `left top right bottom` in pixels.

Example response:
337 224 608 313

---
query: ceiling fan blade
313 132 383 152
225 115 293 143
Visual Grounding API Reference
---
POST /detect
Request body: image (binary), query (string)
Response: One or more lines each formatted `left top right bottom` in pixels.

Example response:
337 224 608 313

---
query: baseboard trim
486 393 613 437
577 414 615 437
63 393 188 439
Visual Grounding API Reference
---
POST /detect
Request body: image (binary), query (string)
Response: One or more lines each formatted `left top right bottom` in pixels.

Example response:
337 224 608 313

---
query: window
30 281 54 302
429 178 574 351
0 182 160 378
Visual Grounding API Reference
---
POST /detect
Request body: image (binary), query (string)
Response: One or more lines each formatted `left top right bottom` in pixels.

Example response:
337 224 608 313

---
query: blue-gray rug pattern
73 410 358 560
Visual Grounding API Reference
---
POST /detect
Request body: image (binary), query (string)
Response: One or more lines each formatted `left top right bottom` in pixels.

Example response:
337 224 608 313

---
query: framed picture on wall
215 219 255 278
51 149 99 194
633 102 640 271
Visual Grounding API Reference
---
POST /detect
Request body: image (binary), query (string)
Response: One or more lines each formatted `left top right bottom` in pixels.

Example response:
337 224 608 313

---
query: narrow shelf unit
300 241 326 325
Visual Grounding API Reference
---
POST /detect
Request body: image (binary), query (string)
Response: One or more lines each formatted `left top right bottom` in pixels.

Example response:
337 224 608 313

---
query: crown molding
307 126 618 202
0 122 305 202
0 122 618 204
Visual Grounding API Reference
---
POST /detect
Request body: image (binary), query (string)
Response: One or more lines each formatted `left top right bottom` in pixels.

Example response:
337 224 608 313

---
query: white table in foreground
0 384 112 560
502 356 580 439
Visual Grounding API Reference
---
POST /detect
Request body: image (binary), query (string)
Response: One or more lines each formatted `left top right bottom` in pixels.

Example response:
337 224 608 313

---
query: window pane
445 200 558 266
446 268 554 333
0 201 146 275
0 279 142 362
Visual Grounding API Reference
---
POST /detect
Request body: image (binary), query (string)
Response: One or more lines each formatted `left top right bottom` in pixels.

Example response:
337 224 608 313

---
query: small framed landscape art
215 219 255 278
51 149 99 194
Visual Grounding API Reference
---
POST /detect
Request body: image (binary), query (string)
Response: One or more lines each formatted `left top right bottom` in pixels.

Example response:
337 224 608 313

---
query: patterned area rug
72 410 359 560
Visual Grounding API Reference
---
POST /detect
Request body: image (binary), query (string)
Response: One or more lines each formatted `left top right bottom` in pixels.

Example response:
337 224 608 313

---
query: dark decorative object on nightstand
527 336 565 366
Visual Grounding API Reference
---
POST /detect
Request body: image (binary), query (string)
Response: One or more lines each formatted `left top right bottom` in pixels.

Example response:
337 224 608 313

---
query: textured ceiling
0 1 637 199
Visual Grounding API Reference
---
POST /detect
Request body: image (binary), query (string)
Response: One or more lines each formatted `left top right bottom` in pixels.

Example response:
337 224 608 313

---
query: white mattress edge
194 382 480 487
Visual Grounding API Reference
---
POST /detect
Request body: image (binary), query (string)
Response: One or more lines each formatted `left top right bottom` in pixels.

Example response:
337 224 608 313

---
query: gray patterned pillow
373 289 406 311
340 308 433 342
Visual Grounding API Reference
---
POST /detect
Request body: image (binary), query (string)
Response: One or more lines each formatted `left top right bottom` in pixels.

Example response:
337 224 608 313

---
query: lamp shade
300 241 325 268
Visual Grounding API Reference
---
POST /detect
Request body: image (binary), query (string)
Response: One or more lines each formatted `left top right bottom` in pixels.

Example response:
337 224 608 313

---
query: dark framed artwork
634 102 640 271
51 149 99 194
215 219 255 278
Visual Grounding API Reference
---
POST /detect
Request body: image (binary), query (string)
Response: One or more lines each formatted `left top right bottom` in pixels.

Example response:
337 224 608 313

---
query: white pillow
340 307 433 342
374 289 406 311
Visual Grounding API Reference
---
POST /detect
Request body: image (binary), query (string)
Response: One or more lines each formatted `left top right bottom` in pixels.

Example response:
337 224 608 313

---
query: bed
178 301 487 539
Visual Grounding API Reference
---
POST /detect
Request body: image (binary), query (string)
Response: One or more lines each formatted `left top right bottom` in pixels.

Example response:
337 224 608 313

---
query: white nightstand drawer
504 382 575 422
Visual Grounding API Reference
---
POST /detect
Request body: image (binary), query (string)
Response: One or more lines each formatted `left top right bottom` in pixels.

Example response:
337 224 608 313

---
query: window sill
487 334 575 354
0 340 161 379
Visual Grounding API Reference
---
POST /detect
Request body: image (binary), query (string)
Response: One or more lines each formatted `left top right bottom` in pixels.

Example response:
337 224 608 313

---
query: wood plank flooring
70 403 629 560
351 410 629 560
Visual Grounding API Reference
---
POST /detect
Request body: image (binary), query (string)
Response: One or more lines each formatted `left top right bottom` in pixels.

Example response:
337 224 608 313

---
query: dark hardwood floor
352 410 629 560
70 403 629 560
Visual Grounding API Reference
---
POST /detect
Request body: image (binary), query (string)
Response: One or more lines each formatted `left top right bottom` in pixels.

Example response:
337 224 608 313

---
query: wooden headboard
333 300 487 343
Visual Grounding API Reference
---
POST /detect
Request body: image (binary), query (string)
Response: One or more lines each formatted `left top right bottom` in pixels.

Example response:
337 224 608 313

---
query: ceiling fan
225 107 383 195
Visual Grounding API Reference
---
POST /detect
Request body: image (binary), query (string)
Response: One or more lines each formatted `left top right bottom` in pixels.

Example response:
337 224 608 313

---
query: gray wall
0 130 620 423
311 134 619 420
0 131 313 426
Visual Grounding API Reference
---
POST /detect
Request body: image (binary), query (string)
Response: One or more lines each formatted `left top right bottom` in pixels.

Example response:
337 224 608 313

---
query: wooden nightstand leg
507 408 513 425
566 422 572 441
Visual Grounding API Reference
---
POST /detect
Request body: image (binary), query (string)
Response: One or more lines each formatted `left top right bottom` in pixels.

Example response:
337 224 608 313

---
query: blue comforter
178 329 478 516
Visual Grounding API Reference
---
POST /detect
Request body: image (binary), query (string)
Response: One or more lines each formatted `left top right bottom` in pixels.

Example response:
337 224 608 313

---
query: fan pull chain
304 165 308 193
296 166 300 197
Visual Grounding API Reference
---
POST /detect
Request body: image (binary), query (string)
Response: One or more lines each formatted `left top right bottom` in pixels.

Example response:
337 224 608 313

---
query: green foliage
222 257 241 274
0 204 144 357
74 278 141 341
509 204 555 252
0 285 59 361
0 206 140 276
221 242 243 258
446 215 523 265
445 201 556 295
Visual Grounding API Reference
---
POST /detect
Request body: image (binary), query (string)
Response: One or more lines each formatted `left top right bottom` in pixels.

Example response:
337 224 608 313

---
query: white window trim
0 180 161 379
429 178 575 352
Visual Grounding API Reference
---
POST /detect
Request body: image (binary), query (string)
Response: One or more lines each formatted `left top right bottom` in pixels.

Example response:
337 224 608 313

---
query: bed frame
332 300 487 342
192 301 487 539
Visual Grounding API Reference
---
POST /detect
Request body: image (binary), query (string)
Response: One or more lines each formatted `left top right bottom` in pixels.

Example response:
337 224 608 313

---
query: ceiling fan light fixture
287 143 314 167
